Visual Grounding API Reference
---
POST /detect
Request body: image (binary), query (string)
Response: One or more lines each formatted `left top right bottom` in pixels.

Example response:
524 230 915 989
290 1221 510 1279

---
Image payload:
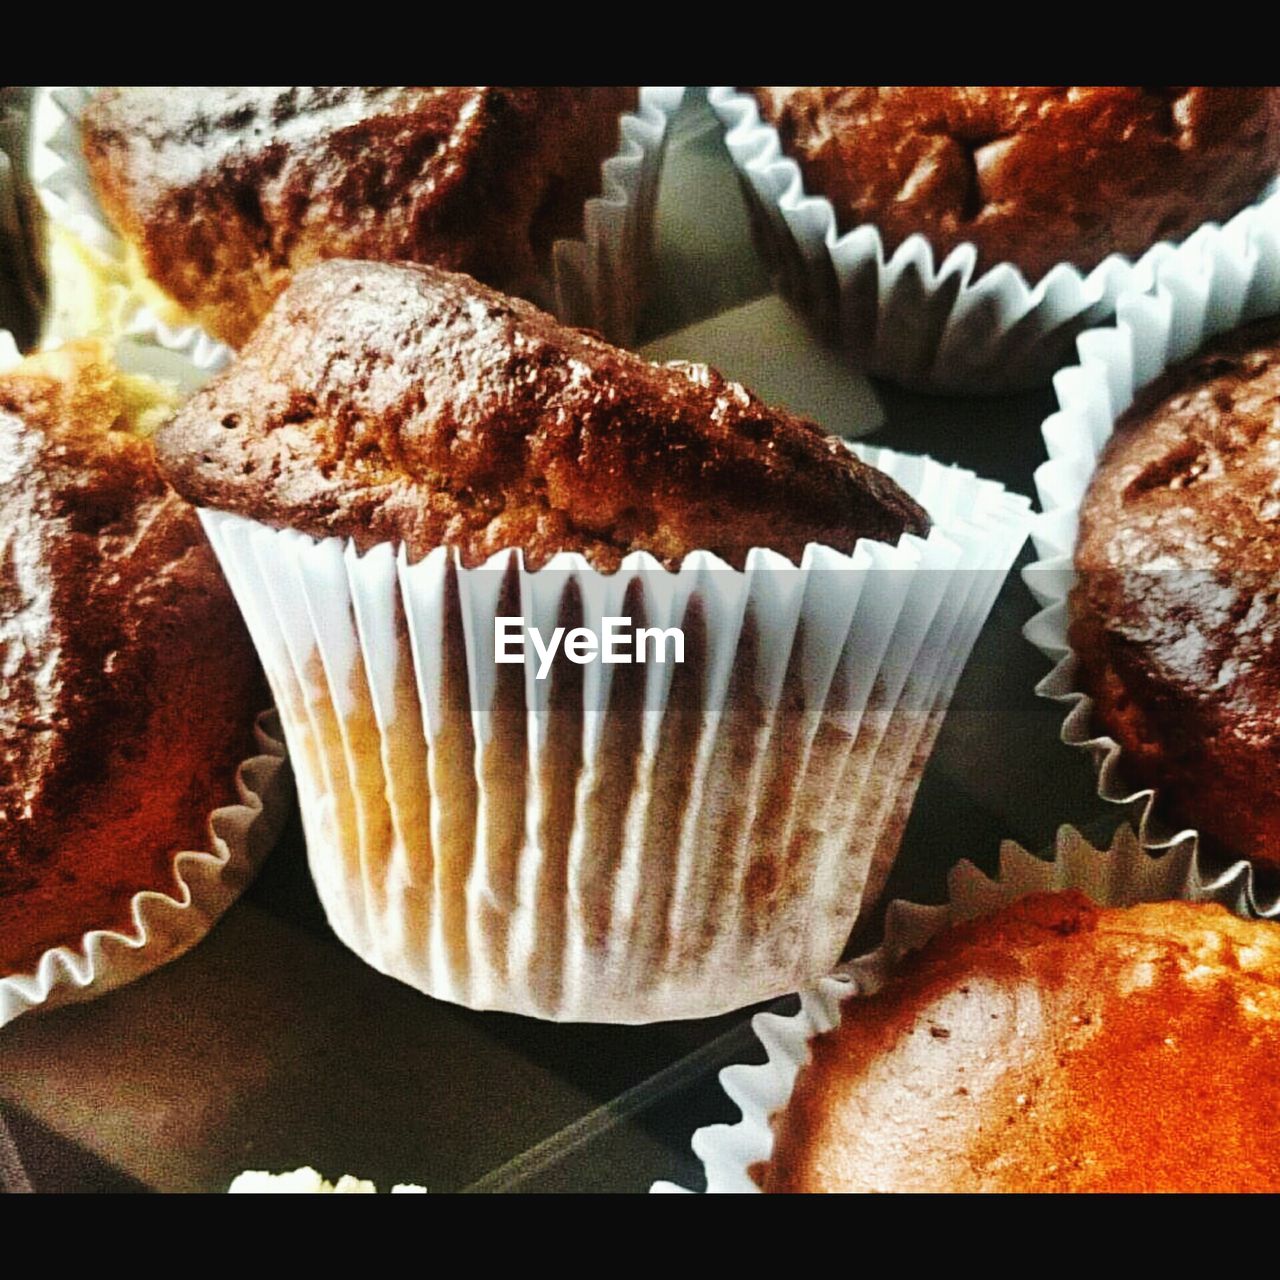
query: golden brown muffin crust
763 891 1280 1193
82 86 637 347
0 344 265 973
153 260 930 570
1070 317 1280 867
752 87 1280 282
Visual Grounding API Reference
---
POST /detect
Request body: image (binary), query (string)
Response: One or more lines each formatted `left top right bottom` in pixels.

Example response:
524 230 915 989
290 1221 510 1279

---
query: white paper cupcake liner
706 86 1280 395
659 820 1271 1193
1021 207 1280 915
198 446 1029 1024
552 86 685 342
0 712 290 1030
30 85 684 361
0 329 292 1029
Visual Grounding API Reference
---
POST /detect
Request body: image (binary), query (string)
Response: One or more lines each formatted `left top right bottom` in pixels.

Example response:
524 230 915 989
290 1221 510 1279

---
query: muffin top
154 260 930 571
82 87 637 347
0 342 264 973
752 87 1280 282
1070 317 1280 864
1076 317 1280 576
762 891 1280 1193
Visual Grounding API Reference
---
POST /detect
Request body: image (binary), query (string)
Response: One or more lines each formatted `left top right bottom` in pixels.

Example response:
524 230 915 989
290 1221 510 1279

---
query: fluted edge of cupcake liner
552 86 685 344
0 710 292 1029
1020 212 1280 918
705 86 1280 395
29 85 685 364
198 445 1030 1023
656 820 1263 1193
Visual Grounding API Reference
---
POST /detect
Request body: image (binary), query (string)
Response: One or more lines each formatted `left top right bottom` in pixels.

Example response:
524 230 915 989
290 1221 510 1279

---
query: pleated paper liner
0 329 292 1028
706 87 1280 395
0 713 290 1029
1021 202 1280 917
552 86 686 343
29 85 685 363
199 445 1030 1024
657 821 1267 1193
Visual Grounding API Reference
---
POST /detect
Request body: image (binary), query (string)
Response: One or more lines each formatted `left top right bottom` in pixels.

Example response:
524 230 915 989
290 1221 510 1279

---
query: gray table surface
0 89 1122 1194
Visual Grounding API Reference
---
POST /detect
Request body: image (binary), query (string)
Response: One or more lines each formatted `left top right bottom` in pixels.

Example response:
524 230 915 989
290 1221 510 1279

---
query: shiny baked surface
753 87 1280 282
1070 317 1280 866
763 891 1280 1193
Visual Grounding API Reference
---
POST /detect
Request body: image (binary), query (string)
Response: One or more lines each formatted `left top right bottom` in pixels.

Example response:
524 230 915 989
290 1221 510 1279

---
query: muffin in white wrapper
0 330 292 1028
0 712 289 1029
1021 205 1280 914
198 445 1029 1024
706 86 1280 395
659 821 1274 1193
29 85 683 361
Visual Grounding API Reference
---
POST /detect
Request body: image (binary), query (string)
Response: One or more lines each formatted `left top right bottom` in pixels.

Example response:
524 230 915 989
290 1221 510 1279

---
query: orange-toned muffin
81 87 638 348
761 891 1280 1193
752 87 1280 283
0 341 265 973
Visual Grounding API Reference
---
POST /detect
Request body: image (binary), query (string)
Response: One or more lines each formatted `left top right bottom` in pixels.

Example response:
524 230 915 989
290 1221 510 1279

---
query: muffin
708 86 1280 393
155 259 930 567
0 340 267 978
77 87 639 348
155 258 1028 1022
1068 317 1280 869
760 890 1280 1193
751 87 1280 284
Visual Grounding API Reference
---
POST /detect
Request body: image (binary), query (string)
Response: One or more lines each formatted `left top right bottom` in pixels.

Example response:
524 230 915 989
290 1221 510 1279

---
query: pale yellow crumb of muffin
15 338 180 438
44 222 199 346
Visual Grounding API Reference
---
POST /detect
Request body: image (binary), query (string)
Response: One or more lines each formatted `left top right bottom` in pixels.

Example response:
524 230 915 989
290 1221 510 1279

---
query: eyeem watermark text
495 616 685 680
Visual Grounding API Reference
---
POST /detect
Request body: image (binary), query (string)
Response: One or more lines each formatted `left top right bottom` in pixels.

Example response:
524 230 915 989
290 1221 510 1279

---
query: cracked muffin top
1069 316 1280 865
760 891 1280 1193
153 259 930 571
81 87 637 347
0 341 265 973
751 87 1280 282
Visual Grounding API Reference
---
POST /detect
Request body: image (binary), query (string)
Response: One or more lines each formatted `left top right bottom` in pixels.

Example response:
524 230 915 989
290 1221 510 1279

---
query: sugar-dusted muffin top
1070 317 1280 866
0 342 265 973
82 87 638 347
154 260 930 571
762 891 1280 1193
752 87 1280 282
